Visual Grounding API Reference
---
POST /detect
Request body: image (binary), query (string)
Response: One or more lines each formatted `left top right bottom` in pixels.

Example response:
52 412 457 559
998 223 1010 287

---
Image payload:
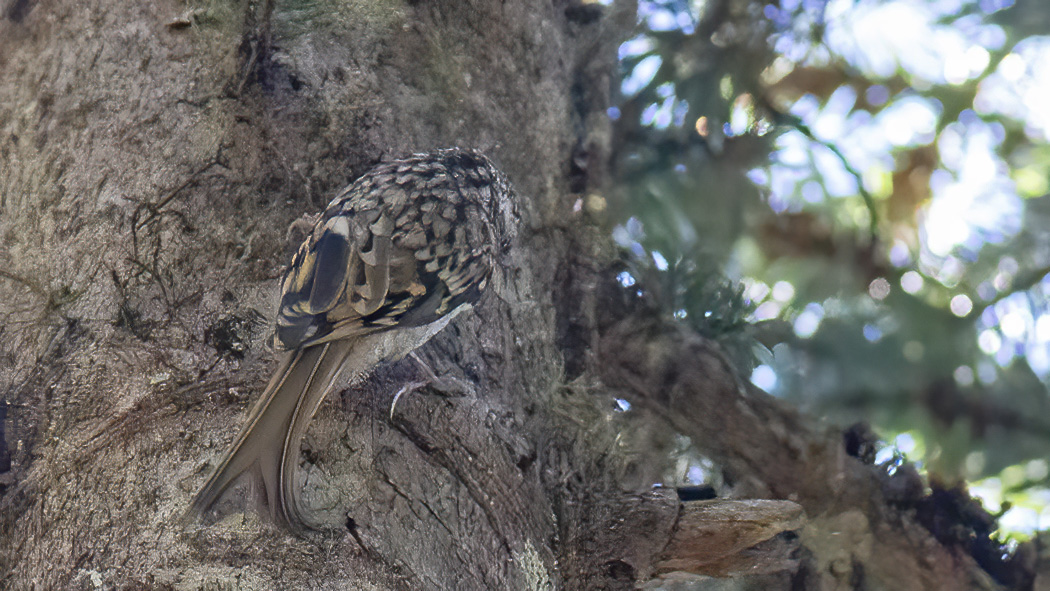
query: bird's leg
389 352 476 419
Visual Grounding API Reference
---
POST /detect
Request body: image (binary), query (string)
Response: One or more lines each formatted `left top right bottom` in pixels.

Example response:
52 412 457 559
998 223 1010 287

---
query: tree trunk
0 0 1027 589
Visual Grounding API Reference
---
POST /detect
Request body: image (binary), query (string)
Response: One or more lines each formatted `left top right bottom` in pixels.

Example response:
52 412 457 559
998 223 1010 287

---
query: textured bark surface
0 0 1028 590
0 0 629 588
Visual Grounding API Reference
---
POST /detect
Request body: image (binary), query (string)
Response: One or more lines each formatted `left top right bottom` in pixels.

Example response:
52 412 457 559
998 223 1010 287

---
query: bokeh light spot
869 278 891 300
751 365 778 391
901 271 924 294
954 365 975 386
950 294 973 317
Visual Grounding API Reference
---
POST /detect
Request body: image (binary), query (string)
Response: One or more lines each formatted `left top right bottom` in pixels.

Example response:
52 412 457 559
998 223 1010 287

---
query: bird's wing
274 211 387 351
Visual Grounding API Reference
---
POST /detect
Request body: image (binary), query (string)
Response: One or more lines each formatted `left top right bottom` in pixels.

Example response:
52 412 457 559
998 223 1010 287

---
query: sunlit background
606 0 1050 541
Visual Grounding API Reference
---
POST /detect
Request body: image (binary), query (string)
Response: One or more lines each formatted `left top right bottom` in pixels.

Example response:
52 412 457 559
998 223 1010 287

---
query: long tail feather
184 340 354 530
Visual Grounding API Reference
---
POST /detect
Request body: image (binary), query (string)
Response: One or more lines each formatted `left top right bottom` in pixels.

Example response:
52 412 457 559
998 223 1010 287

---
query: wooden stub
654 499 805 577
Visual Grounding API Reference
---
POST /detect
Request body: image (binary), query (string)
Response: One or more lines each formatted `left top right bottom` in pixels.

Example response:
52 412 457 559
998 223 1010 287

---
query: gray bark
0 0 622 588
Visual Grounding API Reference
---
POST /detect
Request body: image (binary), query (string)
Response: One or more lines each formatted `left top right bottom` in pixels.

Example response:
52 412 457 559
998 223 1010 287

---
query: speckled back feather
276 148 508 350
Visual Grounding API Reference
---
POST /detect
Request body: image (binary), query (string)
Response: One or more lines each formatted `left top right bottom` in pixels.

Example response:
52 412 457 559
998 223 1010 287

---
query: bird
184 148 514 531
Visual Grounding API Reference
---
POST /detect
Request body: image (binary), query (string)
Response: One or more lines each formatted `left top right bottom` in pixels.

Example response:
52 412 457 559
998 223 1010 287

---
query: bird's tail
183 339 354 531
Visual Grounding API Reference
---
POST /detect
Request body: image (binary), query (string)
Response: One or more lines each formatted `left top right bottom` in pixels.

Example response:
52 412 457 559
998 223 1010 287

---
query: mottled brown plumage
185 148 513 531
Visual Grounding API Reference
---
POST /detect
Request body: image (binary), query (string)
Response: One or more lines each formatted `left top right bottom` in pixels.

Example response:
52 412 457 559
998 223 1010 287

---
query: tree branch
596 310 1007 589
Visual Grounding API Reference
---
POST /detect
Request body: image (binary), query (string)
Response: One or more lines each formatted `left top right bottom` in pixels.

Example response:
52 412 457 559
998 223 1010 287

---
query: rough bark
0 0 1031 590
0 0 618 588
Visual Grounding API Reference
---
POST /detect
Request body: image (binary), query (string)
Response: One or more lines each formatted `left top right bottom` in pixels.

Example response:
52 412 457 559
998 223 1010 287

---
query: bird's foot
389 352 477 418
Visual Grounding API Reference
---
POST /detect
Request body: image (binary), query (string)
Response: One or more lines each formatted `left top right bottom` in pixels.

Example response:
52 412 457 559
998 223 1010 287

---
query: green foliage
611 0 1050 535
613 221 756 372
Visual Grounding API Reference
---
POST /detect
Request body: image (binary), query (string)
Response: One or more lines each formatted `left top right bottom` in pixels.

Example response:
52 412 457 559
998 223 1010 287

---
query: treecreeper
184 148 516 531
